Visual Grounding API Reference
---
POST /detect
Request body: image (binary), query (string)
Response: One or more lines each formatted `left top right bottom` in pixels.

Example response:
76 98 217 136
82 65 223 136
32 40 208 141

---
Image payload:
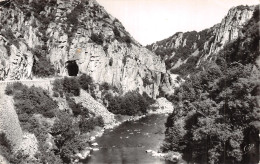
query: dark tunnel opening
66 60 79 76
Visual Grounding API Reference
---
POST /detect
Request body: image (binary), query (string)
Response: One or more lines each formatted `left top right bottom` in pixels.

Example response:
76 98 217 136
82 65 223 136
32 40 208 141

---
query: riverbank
145 150 182 162
73 114 147 162
75 97 175 163
86 114 178 164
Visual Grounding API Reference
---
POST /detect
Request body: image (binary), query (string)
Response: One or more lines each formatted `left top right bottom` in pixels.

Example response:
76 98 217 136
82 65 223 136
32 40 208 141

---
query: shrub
66 96 90 117
78 73 93 91
60 136 88 163
79 118 95 133
63 77 80 96
51 111 73 136
122 56 127 65
113 27 121 38
5 84 14 95
107 91 152 116
9 83 57 118
51 111 80 163
67 97 80 116
67 3 84 26
0 133 11 151
2 28 20 49
95 116 104 127
103 14 110 19
53 92 59 97
100 82 110 91
109 57 113 66
103 45 109 54
32 58 55 77
52 79 64 97
90 33 103 45
79 116 104 133
142 76 153 87
32 46 56 77
53 77 80 97
143 92 155 104
105 93 121 114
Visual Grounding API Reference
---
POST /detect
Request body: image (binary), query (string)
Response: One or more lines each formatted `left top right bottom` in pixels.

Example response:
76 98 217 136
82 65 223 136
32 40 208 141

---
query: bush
8 84 58 118
143 76 153 87
90 33 103 45
51 111 73 136
67 3 84 26
79 116 104 133
103 45 109 54
66 97 90 117
113 27 121 38
53 77 80 97
79 118 95 133
78 73 93 91
63 77 80 96
95 116 104 127
60 136 88 163
32 46 56 77
53 92 59 97
107 91 152 116
112 27 132 45
122 56 127 65
100 82 110 91
52 79 64 97
103 14 110 19
109 58 113 66
51 111 81 163
5 84 14 95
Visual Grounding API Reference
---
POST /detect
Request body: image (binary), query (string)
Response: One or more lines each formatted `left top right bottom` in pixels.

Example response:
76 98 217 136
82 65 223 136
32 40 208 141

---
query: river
85 114 175 164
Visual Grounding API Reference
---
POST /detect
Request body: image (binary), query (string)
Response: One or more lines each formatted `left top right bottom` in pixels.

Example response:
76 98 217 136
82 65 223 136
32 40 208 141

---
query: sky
96 0 259 45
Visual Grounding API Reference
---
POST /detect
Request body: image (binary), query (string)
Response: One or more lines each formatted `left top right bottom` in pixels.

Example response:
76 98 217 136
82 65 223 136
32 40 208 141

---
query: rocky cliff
147 5 256 76
0 0 166 98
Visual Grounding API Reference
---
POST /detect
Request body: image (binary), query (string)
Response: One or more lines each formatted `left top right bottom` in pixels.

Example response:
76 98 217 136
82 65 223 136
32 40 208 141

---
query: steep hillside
147 5 256 76
162 5 260 164
0 0 165 98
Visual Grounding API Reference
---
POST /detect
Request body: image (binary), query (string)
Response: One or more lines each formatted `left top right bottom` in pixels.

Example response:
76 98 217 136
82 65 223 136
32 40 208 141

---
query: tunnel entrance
66 60 79 76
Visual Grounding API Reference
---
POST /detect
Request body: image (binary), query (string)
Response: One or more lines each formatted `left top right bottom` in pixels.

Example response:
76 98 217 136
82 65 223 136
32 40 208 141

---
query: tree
78 73 93 91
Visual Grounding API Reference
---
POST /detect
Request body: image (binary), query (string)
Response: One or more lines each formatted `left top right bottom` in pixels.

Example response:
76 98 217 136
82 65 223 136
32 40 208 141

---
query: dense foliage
105 91 155 116
90 33 104 45
163 11 260 164
5 82 57 119
53 74 94 97
5 82 104 163
32 46 56 77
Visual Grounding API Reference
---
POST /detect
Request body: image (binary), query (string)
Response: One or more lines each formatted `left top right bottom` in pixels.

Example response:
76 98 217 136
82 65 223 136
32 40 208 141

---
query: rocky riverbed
77 97 181 164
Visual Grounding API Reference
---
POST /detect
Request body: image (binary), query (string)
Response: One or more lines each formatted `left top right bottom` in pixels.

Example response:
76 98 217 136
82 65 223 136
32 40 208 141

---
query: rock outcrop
0 0 166 98
146 5 257 95
73 89 115 125
147 5 256 74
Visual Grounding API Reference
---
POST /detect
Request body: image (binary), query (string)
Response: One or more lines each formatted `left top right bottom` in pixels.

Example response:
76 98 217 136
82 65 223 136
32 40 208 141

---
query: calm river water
85 114 175 164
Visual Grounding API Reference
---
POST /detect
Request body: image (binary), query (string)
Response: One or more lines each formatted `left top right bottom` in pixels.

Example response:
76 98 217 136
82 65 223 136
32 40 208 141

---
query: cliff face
147 5 256 76
0 0 165 98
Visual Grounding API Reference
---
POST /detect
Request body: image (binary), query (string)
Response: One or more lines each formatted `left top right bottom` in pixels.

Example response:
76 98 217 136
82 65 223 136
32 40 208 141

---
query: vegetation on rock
4 81 105 163
162 12 260 163
6 82 58 118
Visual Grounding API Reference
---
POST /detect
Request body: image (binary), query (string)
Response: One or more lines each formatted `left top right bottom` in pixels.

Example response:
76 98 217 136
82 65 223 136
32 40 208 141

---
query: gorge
0 0 259 164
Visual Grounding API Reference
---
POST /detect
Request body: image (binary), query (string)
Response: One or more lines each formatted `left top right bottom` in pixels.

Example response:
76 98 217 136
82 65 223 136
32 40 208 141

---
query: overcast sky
96 0 259 45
